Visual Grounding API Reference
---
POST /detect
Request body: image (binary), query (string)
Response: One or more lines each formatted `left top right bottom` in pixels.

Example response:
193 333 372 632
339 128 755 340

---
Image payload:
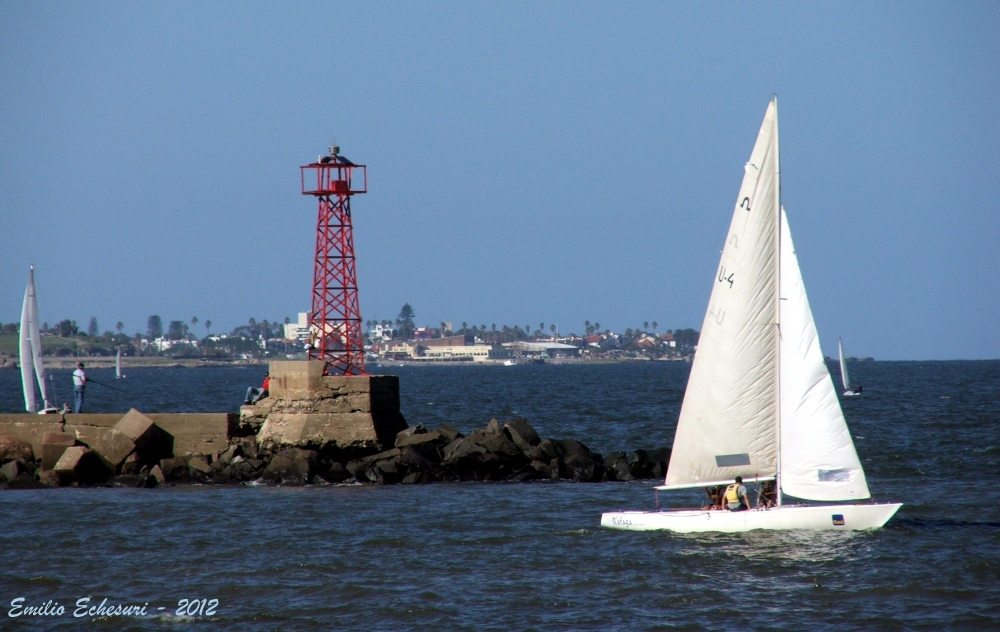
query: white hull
601 503 902 533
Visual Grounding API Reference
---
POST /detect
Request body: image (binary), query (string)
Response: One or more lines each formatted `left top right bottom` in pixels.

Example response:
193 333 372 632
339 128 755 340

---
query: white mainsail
116 347 122 379
838 338 850 392
20 266 51 412
778 208 870 501
664 100 781 489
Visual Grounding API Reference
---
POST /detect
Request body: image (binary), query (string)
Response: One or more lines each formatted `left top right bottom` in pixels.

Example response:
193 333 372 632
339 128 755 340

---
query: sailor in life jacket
723 476 751 511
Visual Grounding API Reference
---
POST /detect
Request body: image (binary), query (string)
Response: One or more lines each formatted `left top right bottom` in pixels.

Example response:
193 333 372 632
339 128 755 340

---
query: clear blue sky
1 2 997 360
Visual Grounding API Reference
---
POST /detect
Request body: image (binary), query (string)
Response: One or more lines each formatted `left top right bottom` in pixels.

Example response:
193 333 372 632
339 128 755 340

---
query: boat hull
601 503 902 533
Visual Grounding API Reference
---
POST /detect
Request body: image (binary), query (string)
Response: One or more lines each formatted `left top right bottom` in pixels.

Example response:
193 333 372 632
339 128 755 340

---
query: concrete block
148 414 230 457
258 411 406 451
63 414 122 428
115 409 171 460
268 360 326 397
72 426 135 474
41 432 77 470
53 446 110 484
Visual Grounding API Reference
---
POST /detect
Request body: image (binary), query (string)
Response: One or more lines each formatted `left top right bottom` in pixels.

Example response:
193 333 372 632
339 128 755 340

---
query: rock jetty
0 412 669 488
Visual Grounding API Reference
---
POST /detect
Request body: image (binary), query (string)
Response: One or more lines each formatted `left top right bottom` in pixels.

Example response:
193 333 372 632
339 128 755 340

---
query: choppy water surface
1 361 998 630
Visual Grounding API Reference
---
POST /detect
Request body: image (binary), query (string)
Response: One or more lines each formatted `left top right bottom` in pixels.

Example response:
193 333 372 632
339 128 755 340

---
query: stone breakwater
0 412 669 488
0 361 669 489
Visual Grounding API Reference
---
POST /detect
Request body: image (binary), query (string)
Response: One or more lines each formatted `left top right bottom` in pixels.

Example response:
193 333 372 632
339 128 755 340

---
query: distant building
284 312 310 342
416 344 491 362
509 341 580 359
369 324 394 343
420 334 474 347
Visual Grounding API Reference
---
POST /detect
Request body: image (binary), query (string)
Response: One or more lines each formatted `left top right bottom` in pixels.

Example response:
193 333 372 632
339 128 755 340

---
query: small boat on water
20 266 58 414
839 338 860 396
502 359 517 366
116 346 125 379
601 99 900 533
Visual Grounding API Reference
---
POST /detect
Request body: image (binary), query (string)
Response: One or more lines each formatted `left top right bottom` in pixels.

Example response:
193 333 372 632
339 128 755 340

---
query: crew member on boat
722 476 751 512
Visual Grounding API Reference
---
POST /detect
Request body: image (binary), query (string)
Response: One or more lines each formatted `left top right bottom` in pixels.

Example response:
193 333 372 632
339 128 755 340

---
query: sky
1 2 997 360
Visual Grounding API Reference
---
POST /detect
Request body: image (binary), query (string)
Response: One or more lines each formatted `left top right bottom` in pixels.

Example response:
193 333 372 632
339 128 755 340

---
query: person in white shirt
72 362 87 413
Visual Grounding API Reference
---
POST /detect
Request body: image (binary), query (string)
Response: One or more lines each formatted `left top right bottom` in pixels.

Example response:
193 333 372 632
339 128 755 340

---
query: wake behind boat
601 99 900 533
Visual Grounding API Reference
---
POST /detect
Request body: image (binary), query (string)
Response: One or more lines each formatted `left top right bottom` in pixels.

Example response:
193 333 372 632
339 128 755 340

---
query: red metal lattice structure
301 147 368 375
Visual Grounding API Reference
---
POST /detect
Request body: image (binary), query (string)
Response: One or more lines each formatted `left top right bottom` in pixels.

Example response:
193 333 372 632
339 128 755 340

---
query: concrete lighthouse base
243 361 408 453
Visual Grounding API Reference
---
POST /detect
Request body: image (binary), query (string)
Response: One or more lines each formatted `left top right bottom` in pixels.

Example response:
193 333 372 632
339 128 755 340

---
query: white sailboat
116 346 124 379
839 338 859 396
602 99 900 532
20 265 56 414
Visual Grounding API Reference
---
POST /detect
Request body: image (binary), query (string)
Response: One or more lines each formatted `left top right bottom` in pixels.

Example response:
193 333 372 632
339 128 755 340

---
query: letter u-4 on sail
601 98 901 533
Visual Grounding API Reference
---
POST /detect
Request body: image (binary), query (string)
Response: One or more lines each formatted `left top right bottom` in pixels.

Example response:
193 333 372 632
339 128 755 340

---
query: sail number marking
740 197 751 212
718 265 734 288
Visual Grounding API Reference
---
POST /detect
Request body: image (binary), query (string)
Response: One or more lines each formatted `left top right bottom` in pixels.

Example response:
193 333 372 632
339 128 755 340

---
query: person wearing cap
72 362 88 413
722 476 751 512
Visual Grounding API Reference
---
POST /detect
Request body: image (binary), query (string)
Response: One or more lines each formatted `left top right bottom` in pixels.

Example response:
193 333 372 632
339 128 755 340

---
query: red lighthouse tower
301 146 367 375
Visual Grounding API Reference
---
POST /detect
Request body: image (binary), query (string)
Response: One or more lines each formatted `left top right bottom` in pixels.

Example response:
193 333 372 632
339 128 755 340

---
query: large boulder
262 449 317 485
0 435 34 464
159 456 192 481
442 437 485 463
0 459 26 482
435 424 463 444
396 429 444 449
479 433 523 460
604 451 632 481
397 446 449 481
503 418 541 452
525 439 558 463
41 432 77 470
53 447 110 485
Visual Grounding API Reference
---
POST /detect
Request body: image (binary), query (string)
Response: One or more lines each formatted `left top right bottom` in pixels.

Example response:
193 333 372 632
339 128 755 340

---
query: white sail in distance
779 208 870 501
838 338 850 392
20 266 51 412
664 99 781 489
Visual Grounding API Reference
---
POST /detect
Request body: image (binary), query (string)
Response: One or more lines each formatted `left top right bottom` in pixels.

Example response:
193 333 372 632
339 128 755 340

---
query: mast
773 96 783 508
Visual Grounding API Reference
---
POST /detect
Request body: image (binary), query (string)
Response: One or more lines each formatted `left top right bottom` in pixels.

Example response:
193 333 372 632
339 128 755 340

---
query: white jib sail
664 99 781 489
838 338 850 391
778 208 870 501
116 347 122 378
20 266 51 412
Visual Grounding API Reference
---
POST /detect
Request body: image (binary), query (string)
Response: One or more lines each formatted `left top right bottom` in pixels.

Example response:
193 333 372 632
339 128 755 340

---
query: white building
284 312 310 342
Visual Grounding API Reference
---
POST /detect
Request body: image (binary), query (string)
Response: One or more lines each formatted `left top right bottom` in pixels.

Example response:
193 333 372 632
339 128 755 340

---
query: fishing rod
86 377 126 393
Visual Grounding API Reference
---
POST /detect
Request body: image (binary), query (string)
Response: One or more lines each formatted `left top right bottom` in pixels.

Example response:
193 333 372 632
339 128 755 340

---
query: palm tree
643 321 649 331
550 324 556 339
205 320 212 337
652 321 658 333
584 320 591 336
115 322 124 334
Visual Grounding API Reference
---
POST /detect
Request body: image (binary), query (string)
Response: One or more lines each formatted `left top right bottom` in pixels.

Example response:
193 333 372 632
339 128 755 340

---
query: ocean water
1 361 998 630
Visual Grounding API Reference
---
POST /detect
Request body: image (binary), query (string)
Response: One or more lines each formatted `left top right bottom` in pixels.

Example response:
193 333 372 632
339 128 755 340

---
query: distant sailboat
116 346 124 379
839 338 860 396
20 266 56 413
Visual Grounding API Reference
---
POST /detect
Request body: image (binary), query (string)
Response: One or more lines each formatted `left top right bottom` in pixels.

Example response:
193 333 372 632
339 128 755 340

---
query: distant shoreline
0 356 692 371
